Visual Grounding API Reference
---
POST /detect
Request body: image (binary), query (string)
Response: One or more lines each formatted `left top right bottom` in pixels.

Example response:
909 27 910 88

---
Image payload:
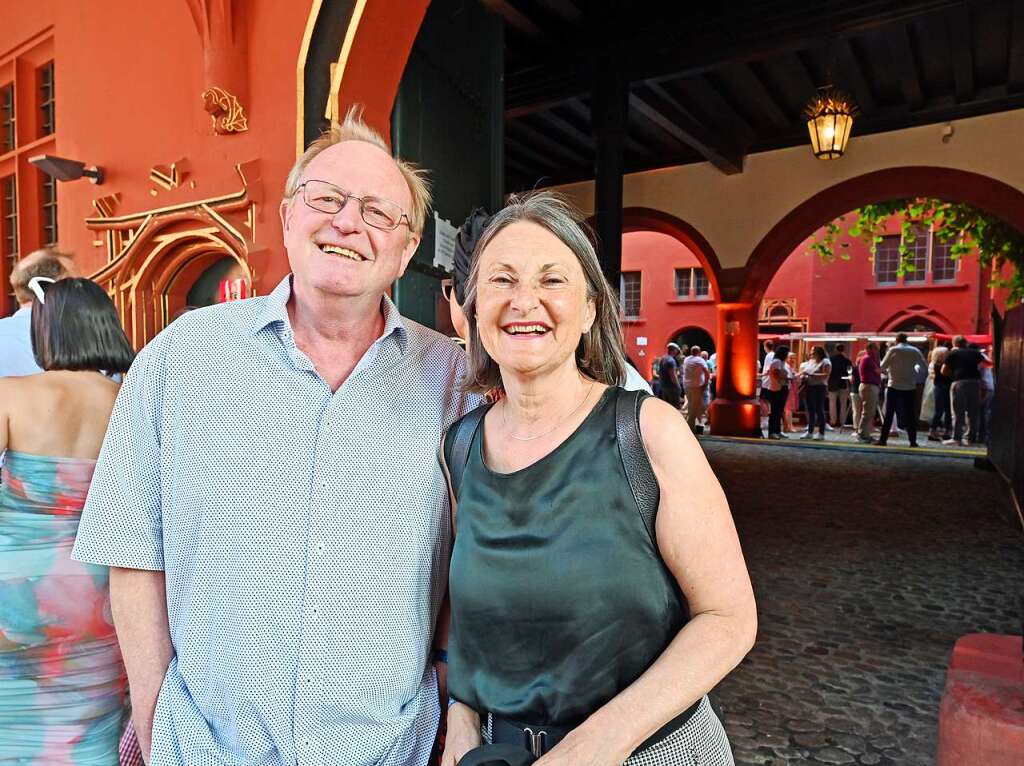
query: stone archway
620 207 724 300
710 166 1024 436
879 306 954 334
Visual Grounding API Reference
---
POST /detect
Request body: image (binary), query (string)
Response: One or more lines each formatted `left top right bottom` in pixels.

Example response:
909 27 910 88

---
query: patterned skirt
624 697 734 766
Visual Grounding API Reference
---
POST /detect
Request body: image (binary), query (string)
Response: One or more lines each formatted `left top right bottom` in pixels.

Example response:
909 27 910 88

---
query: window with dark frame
931 235 958 282
693 268 710 297
38 61 54 137
41 173 57 246
874 235 900 284
621 271 641 318
2 176 18 315
675 267 710 299
1 84 13 153
903 226 928 282
674 267 691 298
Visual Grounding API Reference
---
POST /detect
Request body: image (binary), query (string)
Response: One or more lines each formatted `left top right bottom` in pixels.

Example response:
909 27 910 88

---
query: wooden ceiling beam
777 52 819 106
723 62 793 129
1010 0 1024 93
833 37 876 114
561 98 647 155
505 135 568 172
505 0 968 111
946 5 975 103
483 0 543 38
676 74 756 141
884 23 926 111
629 89 744 175
507 118 590 166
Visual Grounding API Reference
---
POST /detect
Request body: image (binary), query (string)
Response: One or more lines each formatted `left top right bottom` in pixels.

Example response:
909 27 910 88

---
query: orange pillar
709 302 761 437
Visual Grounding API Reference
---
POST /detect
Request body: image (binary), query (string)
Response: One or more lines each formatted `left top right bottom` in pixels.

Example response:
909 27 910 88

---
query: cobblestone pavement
701 440 1023 766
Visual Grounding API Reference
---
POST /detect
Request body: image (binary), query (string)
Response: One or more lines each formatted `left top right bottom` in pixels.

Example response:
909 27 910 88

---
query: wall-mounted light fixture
29 154 104 185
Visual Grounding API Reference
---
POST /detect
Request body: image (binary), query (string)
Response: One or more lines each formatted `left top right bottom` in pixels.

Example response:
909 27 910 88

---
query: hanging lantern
804 87 856 160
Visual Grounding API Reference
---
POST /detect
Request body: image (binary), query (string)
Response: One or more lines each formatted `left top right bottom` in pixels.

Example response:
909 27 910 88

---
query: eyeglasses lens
302 180 403 230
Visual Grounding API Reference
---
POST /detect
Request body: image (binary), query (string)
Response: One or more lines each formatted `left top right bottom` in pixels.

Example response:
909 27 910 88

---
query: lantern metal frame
804 87 857 160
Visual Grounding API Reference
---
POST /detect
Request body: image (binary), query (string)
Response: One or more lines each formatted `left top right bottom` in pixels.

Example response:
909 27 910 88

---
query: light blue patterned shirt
73 276 476 766
0 306 43 377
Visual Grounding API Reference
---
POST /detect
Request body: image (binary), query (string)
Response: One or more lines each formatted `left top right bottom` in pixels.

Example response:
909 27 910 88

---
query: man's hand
440 702 482 766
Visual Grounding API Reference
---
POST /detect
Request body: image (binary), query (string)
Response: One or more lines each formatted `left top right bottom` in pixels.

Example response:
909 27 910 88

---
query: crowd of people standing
653 342 715 433
756 334 994 448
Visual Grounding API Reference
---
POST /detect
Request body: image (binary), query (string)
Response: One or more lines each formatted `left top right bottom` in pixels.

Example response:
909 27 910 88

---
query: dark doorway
671 326 715 354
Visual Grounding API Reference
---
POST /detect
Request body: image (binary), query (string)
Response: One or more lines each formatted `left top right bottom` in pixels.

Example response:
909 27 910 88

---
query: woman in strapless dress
0 276 134 765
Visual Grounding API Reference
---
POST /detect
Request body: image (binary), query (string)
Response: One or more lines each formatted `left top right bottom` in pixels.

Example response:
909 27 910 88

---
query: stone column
709 302 761 436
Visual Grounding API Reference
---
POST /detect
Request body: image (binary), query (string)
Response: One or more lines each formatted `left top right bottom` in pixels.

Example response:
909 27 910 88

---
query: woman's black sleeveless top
447 387 688 726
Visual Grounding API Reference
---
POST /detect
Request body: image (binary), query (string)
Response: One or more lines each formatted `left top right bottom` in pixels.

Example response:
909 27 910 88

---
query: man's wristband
432 648 448 664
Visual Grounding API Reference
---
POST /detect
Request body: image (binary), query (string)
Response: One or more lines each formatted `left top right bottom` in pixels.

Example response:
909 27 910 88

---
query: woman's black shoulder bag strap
614 387 660 548
443 403 491 502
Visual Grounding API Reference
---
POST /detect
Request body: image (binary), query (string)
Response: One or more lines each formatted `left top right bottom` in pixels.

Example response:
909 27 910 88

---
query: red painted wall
779 216 988 334
1 0 308 294
621 230 716 378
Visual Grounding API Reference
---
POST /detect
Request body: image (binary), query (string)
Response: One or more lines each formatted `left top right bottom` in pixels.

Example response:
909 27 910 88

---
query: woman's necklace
501 380 596 442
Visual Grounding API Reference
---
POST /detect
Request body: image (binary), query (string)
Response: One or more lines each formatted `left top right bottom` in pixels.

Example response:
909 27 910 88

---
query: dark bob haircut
31 278 135 374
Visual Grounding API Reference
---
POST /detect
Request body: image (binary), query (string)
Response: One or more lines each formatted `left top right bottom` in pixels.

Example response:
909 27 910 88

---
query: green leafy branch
806 198 1024 303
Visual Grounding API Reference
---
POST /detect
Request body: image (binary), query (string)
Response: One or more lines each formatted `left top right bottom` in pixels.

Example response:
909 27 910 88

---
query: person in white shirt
0 249 76 377
762 345 791 439
878 333 926 447
682 346 710 432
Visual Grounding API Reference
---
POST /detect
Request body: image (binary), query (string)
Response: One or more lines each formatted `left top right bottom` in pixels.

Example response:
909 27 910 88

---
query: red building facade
622 215 1004 378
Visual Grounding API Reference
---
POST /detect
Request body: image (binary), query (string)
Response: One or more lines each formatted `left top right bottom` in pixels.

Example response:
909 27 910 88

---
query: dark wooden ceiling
492 0 1024 191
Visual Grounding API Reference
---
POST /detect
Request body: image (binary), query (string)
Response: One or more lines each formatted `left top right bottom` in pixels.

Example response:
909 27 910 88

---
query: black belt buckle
522 727 548 757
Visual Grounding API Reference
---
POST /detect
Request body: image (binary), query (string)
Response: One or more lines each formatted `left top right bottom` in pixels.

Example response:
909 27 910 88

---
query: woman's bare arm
538 397 756 765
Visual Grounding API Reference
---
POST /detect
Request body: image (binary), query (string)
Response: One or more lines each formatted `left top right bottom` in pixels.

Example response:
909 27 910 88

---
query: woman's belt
489 697 702 758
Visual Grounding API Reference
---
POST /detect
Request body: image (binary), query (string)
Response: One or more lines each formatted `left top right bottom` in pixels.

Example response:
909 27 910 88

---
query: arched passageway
616 209 722 373
710 167 1024 436
671 326 715 354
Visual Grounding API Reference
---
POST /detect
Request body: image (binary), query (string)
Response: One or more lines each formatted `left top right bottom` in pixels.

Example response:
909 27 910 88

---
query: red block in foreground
937 633 1024 765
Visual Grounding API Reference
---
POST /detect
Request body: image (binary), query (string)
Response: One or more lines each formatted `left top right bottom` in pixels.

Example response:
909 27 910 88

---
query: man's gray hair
461 191 626 393
283 106 431 235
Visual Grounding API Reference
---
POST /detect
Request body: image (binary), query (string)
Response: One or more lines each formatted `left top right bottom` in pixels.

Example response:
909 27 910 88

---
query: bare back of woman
0 370 119 458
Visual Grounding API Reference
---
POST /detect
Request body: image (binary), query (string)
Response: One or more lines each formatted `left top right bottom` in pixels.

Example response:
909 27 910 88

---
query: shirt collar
14 305 31 317
250 274 408 355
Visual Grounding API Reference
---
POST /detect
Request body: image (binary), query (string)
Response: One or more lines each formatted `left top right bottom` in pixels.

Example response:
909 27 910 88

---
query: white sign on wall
434 212 458 272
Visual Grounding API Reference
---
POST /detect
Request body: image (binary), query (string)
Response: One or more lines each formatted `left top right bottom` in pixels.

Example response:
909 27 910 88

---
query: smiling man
73 109 475 766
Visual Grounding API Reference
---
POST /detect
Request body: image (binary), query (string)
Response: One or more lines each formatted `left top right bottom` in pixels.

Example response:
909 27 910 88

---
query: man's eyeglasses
440 278 454 302
295 179 411 231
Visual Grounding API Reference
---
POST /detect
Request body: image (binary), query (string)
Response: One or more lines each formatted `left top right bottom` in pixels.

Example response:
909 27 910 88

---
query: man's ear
279 199 292 233
396 233 421 278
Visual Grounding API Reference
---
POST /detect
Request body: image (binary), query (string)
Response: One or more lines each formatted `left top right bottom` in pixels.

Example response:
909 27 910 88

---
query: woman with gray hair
439 192 755 765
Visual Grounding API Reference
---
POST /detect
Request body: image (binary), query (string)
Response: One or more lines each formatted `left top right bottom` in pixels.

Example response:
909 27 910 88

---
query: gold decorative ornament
804 86 856 160
150 159 190 190
202 87 249 134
